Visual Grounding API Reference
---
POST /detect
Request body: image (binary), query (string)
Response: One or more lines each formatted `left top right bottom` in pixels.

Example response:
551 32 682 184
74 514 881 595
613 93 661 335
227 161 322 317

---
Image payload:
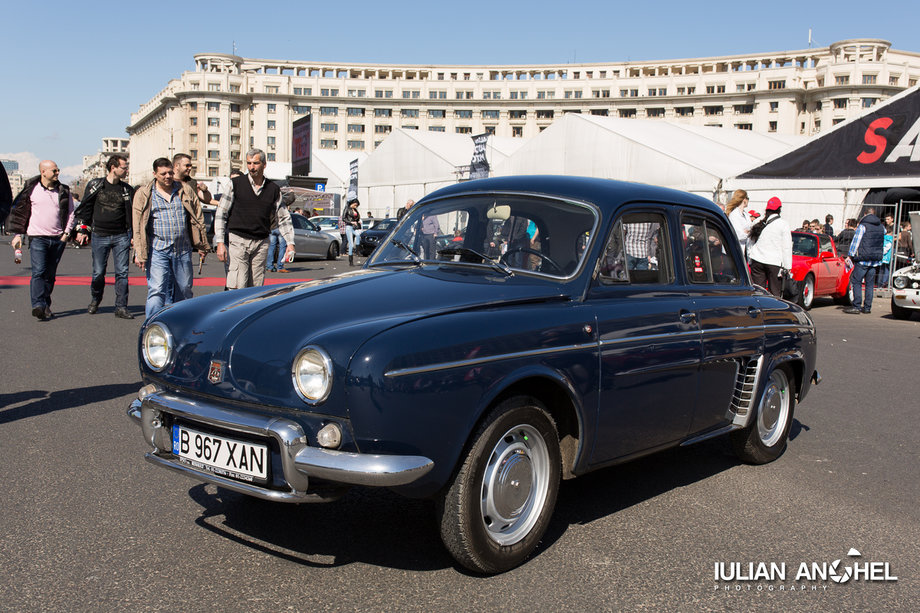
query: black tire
731 366 795 464
437 396 561 574
327 241 339 260
833 283 854 306
891 297 913 320
796 274 815 310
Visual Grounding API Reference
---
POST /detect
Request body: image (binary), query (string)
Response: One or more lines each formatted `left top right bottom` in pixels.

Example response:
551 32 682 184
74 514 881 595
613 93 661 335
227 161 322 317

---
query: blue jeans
268 229 287 269
91 232 131 308
850 263 878 311
28 236 67 309
345 225 356 256
146 246 193 320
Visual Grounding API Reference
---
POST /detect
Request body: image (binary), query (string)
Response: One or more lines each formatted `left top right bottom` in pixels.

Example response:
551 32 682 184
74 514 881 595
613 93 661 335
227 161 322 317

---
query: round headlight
893 276 908 290
143 323 173 372
292 346 333 403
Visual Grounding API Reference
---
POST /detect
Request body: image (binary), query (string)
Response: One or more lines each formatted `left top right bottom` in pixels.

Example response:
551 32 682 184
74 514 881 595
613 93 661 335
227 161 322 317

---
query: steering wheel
500 248 563 275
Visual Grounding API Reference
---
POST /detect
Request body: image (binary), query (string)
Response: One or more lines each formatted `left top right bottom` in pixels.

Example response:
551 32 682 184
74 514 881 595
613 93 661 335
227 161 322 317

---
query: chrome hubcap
758 370 790 447
481 424 549 546
803 278 813 307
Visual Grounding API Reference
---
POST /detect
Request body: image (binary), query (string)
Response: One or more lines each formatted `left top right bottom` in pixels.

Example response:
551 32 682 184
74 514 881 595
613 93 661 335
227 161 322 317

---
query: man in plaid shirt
624 222 657 271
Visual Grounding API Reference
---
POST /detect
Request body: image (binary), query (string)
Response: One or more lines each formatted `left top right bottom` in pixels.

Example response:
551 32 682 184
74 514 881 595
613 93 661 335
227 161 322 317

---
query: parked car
127 176 819 574
786 231 854 309
890 211 920 320
311 215 363 244
357 218 398 256
290 213 339 260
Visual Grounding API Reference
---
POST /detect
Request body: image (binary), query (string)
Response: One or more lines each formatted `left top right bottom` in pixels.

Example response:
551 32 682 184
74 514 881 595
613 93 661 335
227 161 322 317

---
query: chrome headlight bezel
292 346 333 404
142 323 174 372
893 275 909 290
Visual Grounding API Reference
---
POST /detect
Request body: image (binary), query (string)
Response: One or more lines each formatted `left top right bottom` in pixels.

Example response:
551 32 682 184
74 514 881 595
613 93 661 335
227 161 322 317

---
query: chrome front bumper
127 389 434 503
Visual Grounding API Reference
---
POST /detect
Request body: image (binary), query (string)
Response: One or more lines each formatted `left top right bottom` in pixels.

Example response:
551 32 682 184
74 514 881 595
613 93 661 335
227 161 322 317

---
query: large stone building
127 38 920 186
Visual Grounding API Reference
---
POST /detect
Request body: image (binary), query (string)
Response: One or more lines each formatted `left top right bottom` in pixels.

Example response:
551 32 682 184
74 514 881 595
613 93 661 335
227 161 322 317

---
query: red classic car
787 231 854 309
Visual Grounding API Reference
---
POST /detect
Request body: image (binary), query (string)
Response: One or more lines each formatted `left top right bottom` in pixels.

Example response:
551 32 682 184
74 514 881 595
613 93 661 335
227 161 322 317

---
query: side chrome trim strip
384 342 597 378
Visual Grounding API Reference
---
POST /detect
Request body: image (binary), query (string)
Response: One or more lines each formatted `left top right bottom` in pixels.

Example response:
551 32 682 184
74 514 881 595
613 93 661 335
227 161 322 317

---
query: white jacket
747 214 793 269
728 207 753 248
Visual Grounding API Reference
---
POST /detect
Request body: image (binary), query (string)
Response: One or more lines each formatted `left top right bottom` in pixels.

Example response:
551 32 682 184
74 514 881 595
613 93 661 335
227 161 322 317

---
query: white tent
492 113 805 198
356 130 525 215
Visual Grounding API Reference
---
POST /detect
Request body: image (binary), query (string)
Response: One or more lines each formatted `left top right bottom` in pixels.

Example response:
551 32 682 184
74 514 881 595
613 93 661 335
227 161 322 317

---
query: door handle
679 310 697 324
747 306 762 317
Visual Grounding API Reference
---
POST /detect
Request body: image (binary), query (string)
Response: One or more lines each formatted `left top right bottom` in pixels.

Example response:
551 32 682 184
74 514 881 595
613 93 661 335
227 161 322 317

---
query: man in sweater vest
214 149 294 289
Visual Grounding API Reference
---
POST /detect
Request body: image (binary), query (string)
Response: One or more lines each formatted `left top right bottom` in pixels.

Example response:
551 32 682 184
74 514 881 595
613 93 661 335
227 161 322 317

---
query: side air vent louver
730 355 764 417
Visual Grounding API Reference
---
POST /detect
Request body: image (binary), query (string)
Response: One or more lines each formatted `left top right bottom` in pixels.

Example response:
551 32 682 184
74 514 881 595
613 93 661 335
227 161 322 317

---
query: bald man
9 160 76 320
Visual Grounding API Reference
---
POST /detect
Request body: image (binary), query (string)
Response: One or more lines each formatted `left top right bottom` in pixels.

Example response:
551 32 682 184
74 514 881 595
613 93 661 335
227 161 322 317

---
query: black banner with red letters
739 87 920 179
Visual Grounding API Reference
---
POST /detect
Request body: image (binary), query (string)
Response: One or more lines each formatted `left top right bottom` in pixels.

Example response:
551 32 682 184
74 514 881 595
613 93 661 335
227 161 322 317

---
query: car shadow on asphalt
0 382 142 424
184 418 809 574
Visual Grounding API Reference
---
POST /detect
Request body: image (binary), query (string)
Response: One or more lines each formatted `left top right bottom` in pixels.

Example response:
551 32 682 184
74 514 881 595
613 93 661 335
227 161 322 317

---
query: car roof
421 175 721 215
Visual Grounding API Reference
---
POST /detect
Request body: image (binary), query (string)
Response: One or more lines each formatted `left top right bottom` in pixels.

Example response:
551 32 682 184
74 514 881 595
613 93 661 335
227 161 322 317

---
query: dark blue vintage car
128 176 819 573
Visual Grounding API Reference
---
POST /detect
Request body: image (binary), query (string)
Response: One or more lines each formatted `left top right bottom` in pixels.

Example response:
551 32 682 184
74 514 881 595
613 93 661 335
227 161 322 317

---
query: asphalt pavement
0 241 918 612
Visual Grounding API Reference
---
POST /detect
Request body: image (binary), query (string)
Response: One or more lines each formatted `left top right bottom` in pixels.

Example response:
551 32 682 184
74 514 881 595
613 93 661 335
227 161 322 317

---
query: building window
401 109 419 118
267 136 276 146
768 121 777 132
676 107 694 116
485 126 496 135
208 83 220 92
347 124 365 133
647 108 665 118
320 107 338 116
374 125 392 134
862 98 877 108
536 110 554 119
835 75 849 85
230 135 240 144
704 106 723 116
402 125 418 130
190 150 197 160
321 139 337 149
207 150 219 159
320 123 337 132
509 110 526 119
456 126 472 134
206 102 221 112
207 117 219 127
733 104 753 114
429 126 445 132
735 123 753 131
230 118 240 128
208 167 218 177
889 76 900 86
455 109 473 118
427 109 444 119
375 89 393 98
768 80 786 90
619 108 636 118
402 90 420 99
862 74 877 85
537 90 555 99
190 117 197 126
267 104 276 113
207 134 219 143
375 108 392 117
512 126 523 137
590 109 608 116
230 104 240 113
769 101 779 112
229 85 240 93
347 89 366 97
347 107 365 117
265 86 279 94
292 105 310 114
267 153 276 161
189 134 197 143
267 120 276 129
482 109 500 119
347 140 364 150
833 98 847 109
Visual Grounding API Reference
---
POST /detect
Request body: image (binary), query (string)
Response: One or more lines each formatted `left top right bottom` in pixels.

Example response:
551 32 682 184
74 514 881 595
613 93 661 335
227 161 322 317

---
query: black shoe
862 307 871 314
88 300 99 314
842 307 862 314
32 306 47 320
114 307 135 320
348 255 354 266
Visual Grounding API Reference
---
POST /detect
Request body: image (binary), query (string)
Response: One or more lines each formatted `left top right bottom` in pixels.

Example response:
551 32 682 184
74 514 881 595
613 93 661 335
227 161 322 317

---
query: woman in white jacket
725 189 756 250
747 197 793 296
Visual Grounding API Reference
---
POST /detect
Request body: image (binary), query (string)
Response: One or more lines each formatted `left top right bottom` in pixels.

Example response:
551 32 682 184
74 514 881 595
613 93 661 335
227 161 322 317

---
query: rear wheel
437 396 561 574
327 241 339 260
891 297 913 320
834 283 854 306
731 366 795 464
796 274 815 310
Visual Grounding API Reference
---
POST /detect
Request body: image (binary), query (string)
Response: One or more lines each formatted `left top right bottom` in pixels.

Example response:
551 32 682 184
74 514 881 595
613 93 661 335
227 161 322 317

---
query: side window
682 217 741 285
818 234 833 254
292 215 307 230
598 212 673 285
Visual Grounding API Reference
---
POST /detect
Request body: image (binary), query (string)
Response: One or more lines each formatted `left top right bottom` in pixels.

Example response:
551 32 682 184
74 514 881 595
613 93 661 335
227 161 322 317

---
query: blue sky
1 0 917 181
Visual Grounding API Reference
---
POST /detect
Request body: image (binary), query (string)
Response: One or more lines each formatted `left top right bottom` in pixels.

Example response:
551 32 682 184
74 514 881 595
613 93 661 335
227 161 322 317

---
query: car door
816 233 843 295
679 213 764 436
588 208 700 466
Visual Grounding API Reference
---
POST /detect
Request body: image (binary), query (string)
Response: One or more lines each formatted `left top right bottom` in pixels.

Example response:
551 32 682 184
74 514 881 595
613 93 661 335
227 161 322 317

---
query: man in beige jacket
133 157 209 320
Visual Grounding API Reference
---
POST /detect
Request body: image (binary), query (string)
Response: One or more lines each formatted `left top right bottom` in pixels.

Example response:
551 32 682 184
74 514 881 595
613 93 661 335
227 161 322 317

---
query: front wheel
327 241 339 260
437 397 561 574
891 297 913 320
796 274 815 310
731 366 795 464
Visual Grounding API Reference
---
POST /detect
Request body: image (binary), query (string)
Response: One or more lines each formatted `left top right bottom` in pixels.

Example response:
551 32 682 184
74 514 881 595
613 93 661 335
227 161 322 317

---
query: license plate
172 425 269 483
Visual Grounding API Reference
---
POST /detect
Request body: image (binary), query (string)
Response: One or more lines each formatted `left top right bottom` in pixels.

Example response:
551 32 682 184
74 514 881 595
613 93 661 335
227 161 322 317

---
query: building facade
127 39 920 186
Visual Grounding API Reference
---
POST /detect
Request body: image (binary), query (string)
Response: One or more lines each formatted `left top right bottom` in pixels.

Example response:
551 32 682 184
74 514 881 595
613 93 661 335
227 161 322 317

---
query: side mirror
819 251 834 261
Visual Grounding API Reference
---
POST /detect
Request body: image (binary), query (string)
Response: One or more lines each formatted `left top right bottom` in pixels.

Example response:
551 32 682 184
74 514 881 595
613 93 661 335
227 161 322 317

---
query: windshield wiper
387 238 421 264
437 247 514 277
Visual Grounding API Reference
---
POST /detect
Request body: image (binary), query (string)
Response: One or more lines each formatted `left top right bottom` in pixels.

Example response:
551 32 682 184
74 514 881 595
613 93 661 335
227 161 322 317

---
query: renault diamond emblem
208 360 224 384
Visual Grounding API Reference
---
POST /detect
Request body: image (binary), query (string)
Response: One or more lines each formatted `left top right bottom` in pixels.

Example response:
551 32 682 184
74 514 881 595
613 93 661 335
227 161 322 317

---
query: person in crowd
133 157 209 320
341 198 361 265
420 209 441 260
8 160 76 320
0 163 12 233
74 154 135 318
215 149 294 288
823 214 835 238
878 229 895 289
800 219 811 232
896 220 914 263
843 208 885 314
173 153 212 204
809 219 822 233
267 192 296 273
883 213 895 234
747 197 792 297
397 198 414 220
725 189 756 251
624 221 657 271
835 218 857 254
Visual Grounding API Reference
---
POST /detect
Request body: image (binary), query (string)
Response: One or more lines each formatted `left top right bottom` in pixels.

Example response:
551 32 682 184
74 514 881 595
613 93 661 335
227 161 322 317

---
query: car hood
144 266 570 412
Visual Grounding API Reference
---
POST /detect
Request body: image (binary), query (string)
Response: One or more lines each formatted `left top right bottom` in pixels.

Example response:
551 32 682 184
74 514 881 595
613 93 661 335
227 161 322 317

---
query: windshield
370 219 397 231
368 193 597 278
